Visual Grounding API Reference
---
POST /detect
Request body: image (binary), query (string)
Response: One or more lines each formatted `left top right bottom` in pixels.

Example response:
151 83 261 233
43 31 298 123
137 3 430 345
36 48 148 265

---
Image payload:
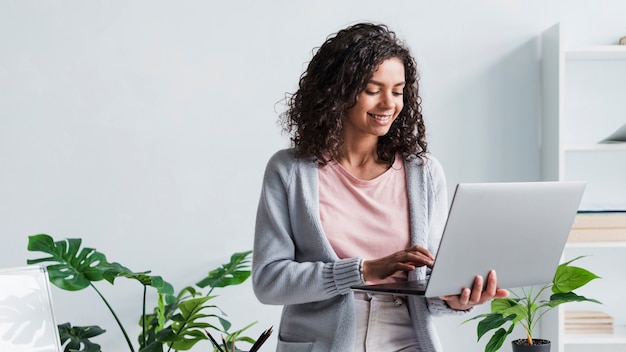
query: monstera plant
26 234 257 352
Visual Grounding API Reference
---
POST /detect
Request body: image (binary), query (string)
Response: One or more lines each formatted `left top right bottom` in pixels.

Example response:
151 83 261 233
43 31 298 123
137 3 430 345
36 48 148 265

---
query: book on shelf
565 325 614 334
572 213 626 228
565 310 614 323
568 228 626 242
568 213 626 242
564 310 614 334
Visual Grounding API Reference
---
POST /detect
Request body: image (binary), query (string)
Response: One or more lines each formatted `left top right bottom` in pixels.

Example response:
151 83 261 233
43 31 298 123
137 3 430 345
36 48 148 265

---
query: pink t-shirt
319 156 410 283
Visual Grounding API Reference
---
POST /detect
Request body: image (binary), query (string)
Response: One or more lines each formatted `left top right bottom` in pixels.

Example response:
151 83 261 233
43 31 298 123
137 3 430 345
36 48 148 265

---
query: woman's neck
338 141 389 180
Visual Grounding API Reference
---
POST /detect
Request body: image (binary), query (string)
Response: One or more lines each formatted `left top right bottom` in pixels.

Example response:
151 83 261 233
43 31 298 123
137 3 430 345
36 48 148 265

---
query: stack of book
564 310 614 334
567 213 626 243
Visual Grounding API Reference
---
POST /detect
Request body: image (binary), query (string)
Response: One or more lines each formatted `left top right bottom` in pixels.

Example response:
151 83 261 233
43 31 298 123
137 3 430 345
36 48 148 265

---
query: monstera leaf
27 234 175 296
58 323 106 352
26 234 255 352
102 262 175 297
27 234 110 291
196 250 252 289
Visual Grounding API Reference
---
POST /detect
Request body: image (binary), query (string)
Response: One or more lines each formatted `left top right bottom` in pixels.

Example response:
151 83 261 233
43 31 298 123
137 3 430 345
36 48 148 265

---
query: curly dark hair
280 22 428 165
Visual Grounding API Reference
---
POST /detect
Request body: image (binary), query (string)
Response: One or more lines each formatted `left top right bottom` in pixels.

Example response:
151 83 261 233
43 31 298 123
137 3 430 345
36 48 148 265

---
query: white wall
1 1 625 351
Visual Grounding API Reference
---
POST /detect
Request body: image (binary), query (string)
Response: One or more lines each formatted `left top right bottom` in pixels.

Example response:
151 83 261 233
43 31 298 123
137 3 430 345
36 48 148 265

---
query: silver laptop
0 265 63 352
351 181 586 297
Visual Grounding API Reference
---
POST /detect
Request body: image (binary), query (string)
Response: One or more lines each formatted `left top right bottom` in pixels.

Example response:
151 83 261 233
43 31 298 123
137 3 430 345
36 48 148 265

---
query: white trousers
354 292 420 352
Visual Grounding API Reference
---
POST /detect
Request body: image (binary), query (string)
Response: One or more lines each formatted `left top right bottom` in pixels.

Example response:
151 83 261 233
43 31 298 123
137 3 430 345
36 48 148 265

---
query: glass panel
0 265 62 352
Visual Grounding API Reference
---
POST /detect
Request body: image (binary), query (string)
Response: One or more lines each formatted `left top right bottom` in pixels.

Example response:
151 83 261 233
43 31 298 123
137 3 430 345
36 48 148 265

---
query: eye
392 91 403 96
364 90 380 96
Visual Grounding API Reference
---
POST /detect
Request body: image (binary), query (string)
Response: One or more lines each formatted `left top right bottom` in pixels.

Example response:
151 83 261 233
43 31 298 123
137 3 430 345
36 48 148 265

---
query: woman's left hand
439 270 509 311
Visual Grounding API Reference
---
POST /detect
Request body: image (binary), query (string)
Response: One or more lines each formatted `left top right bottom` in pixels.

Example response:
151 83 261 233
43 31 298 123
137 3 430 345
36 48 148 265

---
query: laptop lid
0 265 63 352
352 181 586 297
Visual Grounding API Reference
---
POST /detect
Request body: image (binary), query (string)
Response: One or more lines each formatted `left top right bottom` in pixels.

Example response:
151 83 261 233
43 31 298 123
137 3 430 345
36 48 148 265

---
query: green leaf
218 316 232 332
100 262 146 284
219 322 258 352
465 255 602 352
489 298 527 323
27 234 110 291
139 295 182 347
167 330 207 351
490 298 518 314
58 323 105 352
484 324 515 352
476 314 515 341
138 341 164 352
178 296 211 318
103 263 175 297
462 313 491 324
155 327 182 342
484 328 507 352
552 264 601 294
165 296 217 350
548 292 602 307
196 250 252 289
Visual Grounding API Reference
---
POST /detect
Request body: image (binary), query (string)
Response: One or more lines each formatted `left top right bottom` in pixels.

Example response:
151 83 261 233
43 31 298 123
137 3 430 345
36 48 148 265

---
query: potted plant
464 256 601 352
26 234 270 352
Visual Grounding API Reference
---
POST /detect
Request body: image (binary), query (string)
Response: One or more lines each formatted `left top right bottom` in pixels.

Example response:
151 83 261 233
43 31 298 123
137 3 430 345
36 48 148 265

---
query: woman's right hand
362 245 434 282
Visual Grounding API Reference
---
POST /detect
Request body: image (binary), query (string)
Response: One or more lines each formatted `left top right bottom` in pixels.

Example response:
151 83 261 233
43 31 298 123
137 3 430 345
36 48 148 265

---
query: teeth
370 113 391 121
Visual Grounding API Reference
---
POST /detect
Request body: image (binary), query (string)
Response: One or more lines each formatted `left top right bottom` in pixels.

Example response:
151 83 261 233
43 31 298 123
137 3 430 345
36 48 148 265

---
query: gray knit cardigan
252 149 468 352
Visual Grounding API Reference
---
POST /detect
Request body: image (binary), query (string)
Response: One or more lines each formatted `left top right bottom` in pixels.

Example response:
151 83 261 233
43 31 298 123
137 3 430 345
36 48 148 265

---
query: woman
252 22 508 352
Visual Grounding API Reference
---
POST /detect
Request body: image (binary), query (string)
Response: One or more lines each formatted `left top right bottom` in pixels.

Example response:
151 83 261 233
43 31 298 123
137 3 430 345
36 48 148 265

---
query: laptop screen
352 181 586 297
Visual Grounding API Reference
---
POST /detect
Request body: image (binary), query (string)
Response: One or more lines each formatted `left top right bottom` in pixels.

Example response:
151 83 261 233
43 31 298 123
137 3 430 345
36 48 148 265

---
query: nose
380 91 396 109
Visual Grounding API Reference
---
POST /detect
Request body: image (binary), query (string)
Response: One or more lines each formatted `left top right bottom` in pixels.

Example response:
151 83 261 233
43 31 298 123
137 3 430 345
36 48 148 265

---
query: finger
484 270 498 296
470 275 484 303
402 252 433 268
496 288 510 298
407 257 433 268
396 262 416 272
405 245 434 260
459 287 471 306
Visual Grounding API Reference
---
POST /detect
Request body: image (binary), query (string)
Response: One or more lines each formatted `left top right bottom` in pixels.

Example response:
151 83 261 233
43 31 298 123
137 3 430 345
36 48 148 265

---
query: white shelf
541 23 626 352
566 241 626 248
564 144 626 152
566 46 626 60
564 325 626 345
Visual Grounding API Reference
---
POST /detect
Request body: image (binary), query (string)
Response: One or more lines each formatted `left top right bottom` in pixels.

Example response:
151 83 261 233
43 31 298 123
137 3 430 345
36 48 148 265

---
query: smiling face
343 57 405 143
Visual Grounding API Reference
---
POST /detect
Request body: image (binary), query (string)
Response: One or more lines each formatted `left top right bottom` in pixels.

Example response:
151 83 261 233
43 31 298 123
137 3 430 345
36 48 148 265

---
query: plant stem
142 285 147 348
522 283 551 343
90 283 135 352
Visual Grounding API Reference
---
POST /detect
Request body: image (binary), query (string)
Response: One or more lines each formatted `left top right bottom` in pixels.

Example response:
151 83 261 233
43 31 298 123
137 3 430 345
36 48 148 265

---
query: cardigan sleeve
251 150 364 306
425 156 448 257
426 296 473 316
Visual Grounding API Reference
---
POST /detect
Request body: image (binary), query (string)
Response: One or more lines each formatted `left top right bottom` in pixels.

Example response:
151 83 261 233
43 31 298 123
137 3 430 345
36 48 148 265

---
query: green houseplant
26 234 264 352
464 256 601 352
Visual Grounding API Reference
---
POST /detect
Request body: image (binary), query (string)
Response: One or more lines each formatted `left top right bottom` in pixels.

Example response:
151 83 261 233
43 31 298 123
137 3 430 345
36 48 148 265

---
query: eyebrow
368 79 406 87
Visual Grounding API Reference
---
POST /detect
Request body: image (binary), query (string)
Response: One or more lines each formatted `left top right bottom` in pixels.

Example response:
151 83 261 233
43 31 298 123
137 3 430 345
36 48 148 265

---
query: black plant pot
511 339 551 352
